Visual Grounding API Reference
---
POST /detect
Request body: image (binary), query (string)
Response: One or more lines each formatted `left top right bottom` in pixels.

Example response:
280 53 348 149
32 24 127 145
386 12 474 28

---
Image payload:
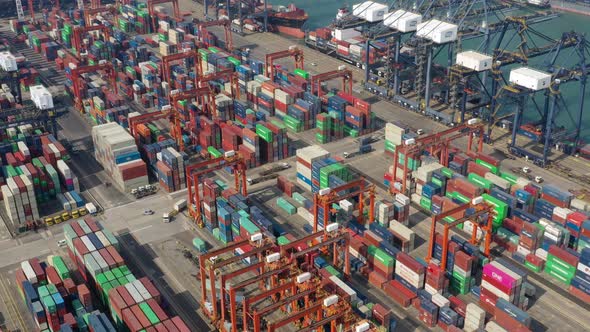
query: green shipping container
139 302 160 325
468 173 492 190
208 47 220 53
367 245 395 267
475 159 498 174
277 198 296 215
482 194 508 224
316 133 327 143
227 57 241 66
500 172 518 185
277 236 290 245
207 146 222 158
420 197 432 210
294 68 310 79
256 124 273 142
193 238 206 252
324 265 342 278
441 167 454 178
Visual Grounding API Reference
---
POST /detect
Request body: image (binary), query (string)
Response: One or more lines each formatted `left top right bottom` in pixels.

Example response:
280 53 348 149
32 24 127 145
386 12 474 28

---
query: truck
163 199 187 223
131 184 158 199
259 162 290 176
247 173 279 185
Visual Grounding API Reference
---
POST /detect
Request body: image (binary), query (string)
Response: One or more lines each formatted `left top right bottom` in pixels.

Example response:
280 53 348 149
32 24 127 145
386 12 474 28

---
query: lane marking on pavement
40 249 50 254
129 225 153 234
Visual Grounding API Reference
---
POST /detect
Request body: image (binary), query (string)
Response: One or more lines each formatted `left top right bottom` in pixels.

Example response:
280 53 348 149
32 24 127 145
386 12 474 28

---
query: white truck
163 199 187 223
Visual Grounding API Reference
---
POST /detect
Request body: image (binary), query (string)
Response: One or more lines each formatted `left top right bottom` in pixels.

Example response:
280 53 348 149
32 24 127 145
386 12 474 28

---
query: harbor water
274 0 590 142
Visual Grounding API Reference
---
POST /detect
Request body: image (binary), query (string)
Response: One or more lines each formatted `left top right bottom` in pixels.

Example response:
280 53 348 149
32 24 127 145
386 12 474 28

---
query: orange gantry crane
426 198 496 271
247 273 321 332
148 0 181 33
198 68 240 100
310 66 353 97
280 229 352 277
198 237 275 324
185 152 248 227
72 25 110 53
71 63 117 112
161 50 202 92
228 264 294 332
83 5 118 26
313 178 375 232
264 46 304 79
196 19 233 50
391 119 485 195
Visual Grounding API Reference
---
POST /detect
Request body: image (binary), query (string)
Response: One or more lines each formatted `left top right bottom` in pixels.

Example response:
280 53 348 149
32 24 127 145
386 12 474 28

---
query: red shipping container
162 319 180 332
118 286 136 307
108 287 128 317
448 296 466 317
170 316 191 332
140 277 162 304
467 161 489 178
570 284 590 303
154 323 168 332
63 278 76 295
147 298 168 321
78 284 91 308
548 245 579 266
476 153 500 167
122 308 143 332
368 270 388 288
120 160 148 181
382 280 416 307
131 304 151 328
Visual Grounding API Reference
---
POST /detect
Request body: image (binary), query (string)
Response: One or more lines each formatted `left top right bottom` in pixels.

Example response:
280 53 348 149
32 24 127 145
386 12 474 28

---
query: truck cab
163 213 171 223
61 212 72 221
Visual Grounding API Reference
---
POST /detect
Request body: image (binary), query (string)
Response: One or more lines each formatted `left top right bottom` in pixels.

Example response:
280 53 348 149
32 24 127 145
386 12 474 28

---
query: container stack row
92 123 148 192
156 147 187 193
63 217 191 331
16 254 115 332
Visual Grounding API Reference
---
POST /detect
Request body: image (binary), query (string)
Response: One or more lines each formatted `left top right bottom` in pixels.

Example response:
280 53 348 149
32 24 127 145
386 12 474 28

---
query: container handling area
0 0 588 331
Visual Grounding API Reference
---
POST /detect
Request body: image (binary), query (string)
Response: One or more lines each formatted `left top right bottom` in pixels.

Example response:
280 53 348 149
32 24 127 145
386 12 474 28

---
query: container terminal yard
0 0 588 331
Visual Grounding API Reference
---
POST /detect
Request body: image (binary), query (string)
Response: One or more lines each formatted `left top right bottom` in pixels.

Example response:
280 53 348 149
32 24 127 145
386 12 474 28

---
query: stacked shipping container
92 123 148 192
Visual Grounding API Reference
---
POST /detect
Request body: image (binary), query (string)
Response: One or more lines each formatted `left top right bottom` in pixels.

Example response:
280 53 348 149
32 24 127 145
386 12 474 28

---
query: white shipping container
456 51 493 72
95 231 111 248
133 279 152 301
80 235 96 253
509 67 552 91
334 28 361 41
21 260 37 284
431 293 450 307
329 276 358 301
125 283 144 303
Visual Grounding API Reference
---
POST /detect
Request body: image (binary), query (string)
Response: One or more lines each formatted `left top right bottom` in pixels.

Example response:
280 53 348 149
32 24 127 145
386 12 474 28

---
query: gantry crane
161 50 202 92
310 66 353 97
249 274 322 332
485 18 589 165
72 25 110 53
0 100 66 136
198 68 240 99
312 178 375 232
185 152 248 227
295 298 357 332
280 228 352 277
391 120 485 195
70 63 117 112
264 46 304 79
196 19 233 50
198 236 275 323
148 0 180 33
170 86 217 150
228 264 294 332
83 5 118 26
425 198 496 271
